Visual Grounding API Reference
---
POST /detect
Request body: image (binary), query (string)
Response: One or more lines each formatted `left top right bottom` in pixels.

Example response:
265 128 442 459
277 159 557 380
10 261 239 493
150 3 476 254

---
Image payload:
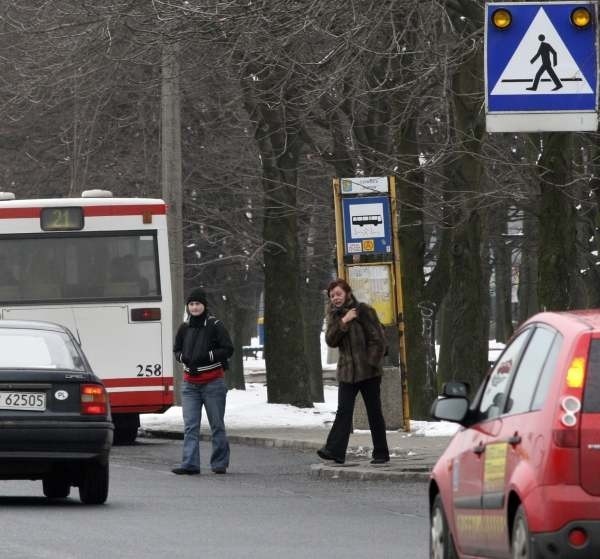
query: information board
346 264 395 325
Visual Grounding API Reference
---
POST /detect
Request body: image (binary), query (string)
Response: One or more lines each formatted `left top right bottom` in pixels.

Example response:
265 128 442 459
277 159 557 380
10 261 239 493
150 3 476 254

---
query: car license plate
0 391 46 411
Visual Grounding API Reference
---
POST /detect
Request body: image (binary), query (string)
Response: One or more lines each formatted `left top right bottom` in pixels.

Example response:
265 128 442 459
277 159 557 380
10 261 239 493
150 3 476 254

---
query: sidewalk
139 425 452 481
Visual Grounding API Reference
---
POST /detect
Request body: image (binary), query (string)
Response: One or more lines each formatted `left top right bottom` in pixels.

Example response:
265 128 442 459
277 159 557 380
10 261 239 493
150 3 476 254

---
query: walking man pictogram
526 34 562 91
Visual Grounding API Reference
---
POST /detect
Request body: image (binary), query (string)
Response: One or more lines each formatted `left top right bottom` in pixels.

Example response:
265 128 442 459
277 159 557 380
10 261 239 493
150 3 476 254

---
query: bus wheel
112 413 140 445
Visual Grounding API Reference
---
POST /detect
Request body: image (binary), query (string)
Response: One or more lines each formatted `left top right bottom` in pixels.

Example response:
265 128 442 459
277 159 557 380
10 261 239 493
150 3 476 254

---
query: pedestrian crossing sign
486 1 598 132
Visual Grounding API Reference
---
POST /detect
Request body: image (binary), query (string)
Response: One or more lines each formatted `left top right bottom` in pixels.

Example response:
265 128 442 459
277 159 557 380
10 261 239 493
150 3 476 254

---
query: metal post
389 176 411 432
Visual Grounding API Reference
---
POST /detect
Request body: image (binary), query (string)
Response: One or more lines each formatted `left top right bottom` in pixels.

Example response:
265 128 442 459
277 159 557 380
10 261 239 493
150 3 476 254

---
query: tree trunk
437 27 489 390
396 117 439 418
537 133 578 310
240 64 313 407
438 213 489 390
263 197 312 405
301 276 325 403
225 305 249 390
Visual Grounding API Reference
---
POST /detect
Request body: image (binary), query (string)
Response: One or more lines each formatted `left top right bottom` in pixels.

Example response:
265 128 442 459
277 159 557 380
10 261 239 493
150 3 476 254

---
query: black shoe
370 458 390 465
317 448 345 464
212 468 227 474
171 467 200 475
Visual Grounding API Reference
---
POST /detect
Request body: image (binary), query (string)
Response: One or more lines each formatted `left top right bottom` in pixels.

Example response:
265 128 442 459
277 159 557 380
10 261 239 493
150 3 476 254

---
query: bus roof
0 197 165 207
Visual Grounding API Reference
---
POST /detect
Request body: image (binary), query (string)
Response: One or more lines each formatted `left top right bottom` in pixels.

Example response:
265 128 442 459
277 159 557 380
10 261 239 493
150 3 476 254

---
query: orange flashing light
566 357 586 388
571 7 592 28
142 211 153 224
492 9 512 29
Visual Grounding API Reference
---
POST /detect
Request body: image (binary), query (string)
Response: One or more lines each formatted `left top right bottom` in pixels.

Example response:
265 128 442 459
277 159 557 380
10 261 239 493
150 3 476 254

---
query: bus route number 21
136 364 163 377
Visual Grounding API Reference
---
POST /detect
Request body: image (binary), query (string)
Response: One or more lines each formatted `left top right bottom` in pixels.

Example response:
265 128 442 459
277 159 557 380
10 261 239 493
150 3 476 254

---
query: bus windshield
0 231 160 304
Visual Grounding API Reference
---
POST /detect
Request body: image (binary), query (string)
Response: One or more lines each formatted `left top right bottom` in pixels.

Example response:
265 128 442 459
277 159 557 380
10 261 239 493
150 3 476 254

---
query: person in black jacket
171 288 234 475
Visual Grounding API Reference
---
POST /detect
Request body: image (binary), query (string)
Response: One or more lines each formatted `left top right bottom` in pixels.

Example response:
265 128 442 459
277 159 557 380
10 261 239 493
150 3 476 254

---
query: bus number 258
136 364 163 377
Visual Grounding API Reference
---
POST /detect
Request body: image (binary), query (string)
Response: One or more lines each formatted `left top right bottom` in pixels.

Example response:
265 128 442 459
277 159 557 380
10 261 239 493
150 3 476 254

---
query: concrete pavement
139 425 452 481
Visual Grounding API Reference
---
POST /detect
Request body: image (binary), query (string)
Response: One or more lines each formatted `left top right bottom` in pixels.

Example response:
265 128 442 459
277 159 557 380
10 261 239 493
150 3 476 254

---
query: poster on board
346 264 395 325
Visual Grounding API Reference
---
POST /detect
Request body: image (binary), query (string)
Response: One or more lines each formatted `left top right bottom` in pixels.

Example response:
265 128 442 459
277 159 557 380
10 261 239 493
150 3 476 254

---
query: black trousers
324 376 389 461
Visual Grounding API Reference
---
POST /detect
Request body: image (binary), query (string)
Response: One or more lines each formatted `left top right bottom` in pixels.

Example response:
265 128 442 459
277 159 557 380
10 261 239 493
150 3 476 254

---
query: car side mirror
431 396 469 423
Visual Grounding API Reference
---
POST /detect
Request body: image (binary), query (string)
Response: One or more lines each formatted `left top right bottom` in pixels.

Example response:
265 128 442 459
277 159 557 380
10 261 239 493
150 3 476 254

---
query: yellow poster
346 264 395 325
484 443 507 493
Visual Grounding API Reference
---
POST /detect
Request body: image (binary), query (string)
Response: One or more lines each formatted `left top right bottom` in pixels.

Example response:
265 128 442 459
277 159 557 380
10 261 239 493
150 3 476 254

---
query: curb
140 428 434 481
140 429 323 450
310 463 430 482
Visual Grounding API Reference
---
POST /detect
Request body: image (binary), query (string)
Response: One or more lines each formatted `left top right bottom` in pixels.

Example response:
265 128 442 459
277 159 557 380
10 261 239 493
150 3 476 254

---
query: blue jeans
180 378 230 471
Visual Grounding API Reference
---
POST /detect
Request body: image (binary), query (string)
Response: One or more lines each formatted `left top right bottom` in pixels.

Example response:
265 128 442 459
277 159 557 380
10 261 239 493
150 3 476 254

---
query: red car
429 310 600 558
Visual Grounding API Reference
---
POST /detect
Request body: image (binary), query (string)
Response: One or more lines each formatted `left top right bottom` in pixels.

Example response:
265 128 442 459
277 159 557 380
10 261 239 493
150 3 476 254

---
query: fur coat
325 295 386 384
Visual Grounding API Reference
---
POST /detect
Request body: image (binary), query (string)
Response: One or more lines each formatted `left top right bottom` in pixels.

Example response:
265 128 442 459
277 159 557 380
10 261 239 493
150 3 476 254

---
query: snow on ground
141 335 504 437
140 382 460 437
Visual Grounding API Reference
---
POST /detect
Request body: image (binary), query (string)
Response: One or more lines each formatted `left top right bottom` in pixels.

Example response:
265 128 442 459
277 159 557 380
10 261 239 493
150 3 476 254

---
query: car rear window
584 339 600 412
0 328 85 370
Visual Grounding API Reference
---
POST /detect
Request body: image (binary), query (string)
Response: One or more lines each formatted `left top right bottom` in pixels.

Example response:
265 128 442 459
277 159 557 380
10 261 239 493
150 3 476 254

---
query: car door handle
473 442 485 455
508 434 522 446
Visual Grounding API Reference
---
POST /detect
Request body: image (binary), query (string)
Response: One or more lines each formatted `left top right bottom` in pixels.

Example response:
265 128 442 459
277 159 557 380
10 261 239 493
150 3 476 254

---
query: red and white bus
0 190 173 443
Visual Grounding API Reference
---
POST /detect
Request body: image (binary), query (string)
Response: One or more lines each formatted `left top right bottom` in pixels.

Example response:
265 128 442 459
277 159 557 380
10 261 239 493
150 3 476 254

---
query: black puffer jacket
173 313 234 374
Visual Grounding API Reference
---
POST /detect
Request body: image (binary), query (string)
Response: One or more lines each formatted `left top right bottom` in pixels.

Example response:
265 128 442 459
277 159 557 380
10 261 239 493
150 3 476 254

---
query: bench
242 346 263 360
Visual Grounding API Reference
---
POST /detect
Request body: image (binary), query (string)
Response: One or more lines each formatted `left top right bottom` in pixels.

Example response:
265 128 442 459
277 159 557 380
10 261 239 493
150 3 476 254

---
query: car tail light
81 384 108 415
131 308 161 321
568 528 588 547
566 357 586 389
553 429 579 448
553 336 589 448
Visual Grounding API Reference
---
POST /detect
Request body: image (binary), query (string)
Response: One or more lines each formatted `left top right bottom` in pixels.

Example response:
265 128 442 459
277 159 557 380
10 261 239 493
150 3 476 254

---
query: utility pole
161 38 184 403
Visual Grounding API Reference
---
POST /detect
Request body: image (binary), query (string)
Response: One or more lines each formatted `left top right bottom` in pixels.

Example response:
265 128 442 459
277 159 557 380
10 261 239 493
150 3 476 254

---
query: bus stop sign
486 1 598 132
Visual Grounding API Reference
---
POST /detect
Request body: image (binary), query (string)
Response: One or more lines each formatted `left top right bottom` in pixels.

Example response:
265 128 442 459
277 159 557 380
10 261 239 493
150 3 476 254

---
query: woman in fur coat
317 278 390 465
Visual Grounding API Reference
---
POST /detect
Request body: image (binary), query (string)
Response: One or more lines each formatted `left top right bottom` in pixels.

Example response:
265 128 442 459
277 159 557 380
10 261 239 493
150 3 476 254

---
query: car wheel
430 494 458 559
79 461 109 505
512 505 530 559
42 476 70 499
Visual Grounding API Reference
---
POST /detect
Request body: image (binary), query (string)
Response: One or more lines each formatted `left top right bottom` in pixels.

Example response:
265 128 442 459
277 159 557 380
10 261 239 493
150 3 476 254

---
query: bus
351 214 382 227
0 190 173 444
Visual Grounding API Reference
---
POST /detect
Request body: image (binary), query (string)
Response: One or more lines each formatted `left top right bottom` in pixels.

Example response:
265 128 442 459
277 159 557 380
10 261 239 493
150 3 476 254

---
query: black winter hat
186 288 208 306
